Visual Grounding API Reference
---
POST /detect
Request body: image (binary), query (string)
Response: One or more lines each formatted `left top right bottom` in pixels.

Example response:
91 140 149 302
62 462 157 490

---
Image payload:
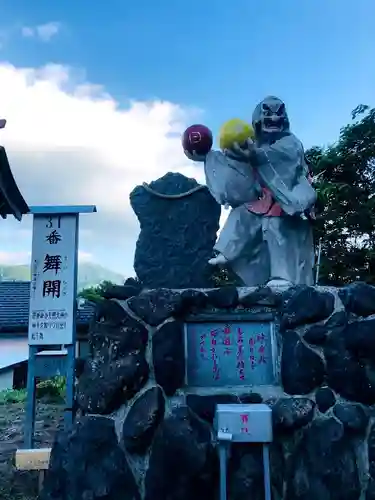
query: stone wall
41 282 375 500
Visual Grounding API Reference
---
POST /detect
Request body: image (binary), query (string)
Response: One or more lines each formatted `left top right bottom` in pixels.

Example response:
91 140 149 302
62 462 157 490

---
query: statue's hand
225 138 255 161
183 149 207 162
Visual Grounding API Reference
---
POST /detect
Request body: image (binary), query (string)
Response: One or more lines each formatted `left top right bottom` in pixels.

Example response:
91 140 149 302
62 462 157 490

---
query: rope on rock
141 182 205 199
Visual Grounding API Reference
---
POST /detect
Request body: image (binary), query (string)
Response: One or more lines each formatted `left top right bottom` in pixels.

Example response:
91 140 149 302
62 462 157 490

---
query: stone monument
130 172 221 289
37 100 375 500
40 282 375 500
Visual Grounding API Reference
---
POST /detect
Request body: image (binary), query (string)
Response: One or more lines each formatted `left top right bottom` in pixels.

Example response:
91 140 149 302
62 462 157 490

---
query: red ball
182 124 213 156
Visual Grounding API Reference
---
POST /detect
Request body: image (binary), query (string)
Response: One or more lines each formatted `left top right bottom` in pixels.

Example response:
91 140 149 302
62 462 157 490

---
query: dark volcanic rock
229 446 264 500
186 394 238 423
76 353 149 414
325 310 348 330
186 393 263 424
315 387 336 413
239 392 263 404
304 324 328 345
89 312 148 363
180 289 208 314
271 397 315 431
95 299 129 325
144 406 215 500
367 479 375 500
229 443 284 500
339 282 375 317
40 416 140 500
205 286 239 309
124 277 143 289
153 320 185 396
333 402 369 434
102 284 141 300
281 286 335 329
368 423 375 479
130 172 221 289
325 331 375 404
305 311 348 346
269 443 285 499
75 357 87 379
240 286 282 308
122 386 165 454
286 417 360 500
128 288 183 326
343 319 375 357
281 330 325 395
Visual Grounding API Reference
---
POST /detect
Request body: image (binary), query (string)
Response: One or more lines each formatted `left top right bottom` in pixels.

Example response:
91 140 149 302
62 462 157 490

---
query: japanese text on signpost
28 215 78 345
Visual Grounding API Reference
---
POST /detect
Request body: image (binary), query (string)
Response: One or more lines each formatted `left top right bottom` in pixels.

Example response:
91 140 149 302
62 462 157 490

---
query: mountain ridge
0 262 125 290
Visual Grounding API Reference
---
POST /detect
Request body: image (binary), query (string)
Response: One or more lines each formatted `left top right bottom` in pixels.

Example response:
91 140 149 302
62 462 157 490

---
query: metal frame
185 311 276 322
29 205 97 215
215 403 273 500
183 316 277 388
24 205 96 449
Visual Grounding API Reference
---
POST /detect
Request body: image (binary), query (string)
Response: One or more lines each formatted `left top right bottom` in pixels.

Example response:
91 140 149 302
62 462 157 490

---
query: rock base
41 282 375 500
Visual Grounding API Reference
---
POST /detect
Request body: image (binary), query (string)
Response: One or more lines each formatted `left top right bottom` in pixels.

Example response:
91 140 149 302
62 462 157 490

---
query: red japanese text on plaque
186 321 274 387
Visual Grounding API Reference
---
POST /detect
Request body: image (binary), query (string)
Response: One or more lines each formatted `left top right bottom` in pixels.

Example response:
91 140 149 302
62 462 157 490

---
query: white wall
0 367 14 391
0 336 28 370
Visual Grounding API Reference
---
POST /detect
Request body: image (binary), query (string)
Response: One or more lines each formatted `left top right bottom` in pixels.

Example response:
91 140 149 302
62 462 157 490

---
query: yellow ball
219 118 255 150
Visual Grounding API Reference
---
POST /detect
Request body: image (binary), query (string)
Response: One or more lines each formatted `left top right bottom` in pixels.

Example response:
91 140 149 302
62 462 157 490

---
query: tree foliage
78 277 143 302
306 104 375 285
78 280 114 303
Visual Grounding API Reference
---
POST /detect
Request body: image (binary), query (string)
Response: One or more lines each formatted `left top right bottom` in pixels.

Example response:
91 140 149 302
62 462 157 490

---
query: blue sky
2 0 374 146
0 0 374 276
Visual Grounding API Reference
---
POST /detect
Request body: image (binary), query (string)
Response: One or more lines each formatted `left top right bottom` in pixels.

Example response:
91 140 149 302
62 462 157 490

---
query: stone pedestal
41 282 375 500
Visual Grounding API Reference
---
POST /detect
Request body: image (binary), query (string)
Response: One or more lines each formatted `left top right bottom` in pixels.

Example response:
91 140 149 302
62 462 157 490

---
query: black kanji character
46 230 62 245
42 280 61 298
43 254 62 274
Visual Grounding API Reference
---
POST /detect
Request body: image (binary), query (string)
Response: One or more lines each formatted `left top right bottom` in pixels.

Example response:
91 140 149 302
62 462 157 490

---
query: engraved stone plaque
185 321 276 387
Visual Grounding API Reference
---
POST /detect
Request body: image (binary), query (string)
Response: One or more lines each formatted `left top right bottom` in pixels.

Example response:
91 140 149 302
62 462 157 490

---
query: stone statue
186 96 317 287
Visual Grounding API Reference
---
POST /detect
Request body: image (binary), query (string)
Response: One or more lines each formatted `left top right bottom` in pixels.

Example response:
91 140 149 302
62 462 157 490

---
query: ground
0 390 64 500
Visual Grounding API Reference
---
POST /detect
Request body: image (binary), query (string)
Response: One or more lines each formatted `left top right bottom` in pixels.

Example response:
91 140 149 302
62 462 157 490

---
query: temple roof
0 146 29 221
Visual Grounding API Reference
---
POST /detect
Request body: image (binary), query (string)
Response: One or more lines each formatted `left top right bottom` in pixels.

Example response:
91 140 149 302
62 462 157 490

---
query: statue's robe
204 133 316 286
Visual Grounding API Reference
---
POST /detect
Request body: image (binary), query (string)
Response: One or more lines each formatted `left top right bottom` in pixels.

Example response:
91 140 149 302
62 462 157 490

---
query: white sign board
28 214 78 345
215 404 273 443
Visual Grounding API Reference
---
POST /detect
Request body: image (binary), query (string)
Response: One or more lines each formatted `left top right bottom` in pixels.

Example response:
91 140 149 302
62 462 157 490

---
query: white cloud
21 22 61 42
0 250 31 265
0 62 208 275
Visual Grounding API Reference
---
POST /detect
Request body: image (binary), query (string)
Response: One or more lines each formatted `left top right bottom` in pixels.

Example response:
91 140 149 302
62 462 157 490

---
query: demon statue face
252 96 290 140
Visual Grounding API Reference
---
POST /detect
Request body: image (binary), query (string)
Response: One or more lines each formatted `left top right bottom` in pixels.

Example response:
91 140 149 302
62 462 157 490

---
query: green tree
78 280 114 303
306 105 375 285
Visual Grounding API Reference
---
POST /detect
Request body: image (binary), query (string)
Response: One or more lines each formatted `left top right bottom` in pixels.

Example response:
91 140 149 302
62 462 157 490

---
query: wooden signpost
16 205 96 485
